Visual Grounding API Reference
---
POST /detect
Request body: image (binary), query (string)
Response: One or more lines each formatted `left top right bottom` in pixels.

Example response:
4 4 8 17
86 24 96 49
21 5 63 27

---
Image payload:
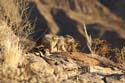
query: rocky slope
0 51 124 83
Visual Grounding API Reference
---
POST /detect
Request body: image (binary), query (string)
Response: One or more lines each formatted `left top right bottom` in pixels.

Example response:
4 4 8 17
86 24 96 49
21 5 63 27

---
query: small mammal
42 34 78 53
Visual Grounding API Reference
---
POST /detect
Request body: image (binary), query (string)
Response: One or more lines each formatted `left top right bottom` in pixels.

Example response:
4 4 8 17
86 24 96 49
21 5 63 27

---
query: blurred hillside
26 0 125 50
100 0 125 19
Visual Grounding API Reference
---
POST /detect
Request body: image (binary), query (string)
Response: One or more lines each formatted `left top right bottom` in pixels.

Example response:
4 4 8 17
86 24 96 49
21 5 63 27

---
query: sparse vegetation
92 39 111 57
0 0 125 83
92 39 125 65
121 47 125 64
0 0 34 38
2 39 22 68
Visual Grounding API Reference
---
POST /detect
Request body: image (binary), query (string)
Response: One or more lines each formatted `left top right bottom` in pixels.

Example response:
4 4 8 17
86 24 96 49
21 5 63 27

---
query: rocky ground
0 51 124 83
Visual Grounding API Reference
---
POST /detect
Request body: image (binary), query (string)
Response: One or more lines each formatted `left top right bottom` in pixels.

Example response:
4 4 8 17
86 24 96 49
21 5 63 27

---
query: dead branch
34 0 60 34
33 0 125 38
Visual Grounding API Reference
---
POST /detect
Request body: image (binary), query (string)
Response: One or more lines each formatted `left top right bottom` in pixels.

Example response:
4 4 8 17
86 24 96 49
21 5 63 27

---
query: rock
43 54 79 81
62 73 104 83
104 74 125 83
30 61 54 75
0 51 124 83
89 66 123 75
29 56 54 75
60 52 100 66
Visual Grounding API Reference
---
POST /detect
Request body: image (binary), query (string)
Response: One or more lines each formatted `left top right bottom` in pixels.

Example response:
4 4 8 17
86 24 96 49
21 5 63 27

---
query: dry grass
2 39 23 68
0 0 21 25
0 21 18 42
0 20 22 68
0 0 36 52
83 24 94 54
0 0 34 38
0 0 33 68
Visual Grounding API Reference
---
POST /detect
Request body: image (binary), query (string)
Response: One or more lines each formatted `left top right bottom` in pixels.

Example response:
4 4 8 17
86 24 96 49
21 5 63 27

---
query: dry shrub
0 0 36 53
0 0 34 38
92 39 125 65
92 39 111 57
91 39 115 61
0 0 32 68
0 0 34 68
110 48 125 65
109 48 125 65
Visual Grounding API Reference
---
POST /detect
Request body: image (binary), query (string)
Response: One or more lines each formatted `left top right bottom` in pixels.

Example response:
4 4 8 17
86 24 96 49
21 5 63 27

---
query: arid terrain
0 0 125 83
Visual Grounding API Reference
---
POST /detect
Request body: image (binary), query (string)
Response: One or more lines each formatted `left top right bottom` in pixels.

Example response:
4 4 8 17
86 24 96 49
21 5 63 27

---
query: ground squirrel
41 34 78 53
